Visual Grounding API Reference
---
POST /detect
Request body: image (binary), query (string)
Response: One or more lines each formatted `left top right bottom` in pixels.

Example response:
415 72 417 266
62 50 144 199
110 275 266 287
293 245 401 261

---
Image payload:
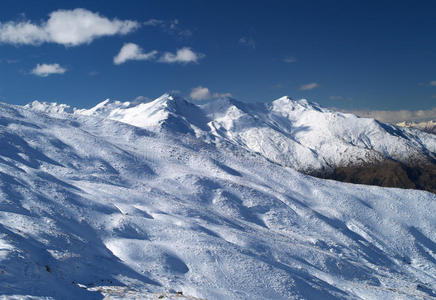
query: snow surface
27 94 436 173
0 95 433 299
397 120 436 135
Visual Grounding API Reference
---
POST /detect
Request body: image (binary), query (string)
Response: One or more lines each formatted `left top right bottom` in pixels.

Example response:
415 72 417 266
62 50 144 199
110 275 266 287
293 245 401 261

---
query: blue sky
0 0 435 111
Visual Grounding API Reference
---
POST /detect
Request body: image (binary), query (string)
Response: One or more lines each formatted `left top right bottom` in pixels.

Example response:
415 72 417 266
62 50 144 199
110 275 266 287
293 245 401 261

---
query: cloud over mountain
159 47 204 64
190 86 231 100
299 82 319 90
114 44 203 65
114 43 157 65
0 8 139 46
31 63 67 77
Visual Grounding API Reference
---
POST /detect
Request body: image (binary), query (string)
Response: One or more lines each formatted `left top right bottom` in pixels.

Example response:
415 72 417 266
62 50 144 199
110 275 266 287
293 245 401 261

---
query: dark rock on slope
316 160 436 194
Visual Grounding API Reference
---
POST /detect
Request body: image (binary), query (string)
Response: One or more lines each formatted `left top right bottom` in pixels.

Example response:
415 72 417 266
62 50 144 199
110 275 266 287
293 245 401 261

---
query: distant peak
93 98 111 109
276 95 294 102
273 96 309 104
156 92 187 101
155 93 188 103
271 96 323 112
156 93 172 100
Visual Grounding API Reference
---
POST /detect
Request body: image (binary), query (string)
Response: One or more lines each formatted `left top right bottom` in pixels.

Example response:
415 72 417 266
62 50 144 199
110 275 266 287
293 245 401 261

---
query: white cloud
0 21 48 45
190 86 231 101
429 80 436 86
283 57 296 63
159 47 203 64
238 37 256 49
114 43 157 65
190 86 211 100
0 8 139 46
114 44 204 65
299 82 319 91
31 63 66 77
342 107 436 123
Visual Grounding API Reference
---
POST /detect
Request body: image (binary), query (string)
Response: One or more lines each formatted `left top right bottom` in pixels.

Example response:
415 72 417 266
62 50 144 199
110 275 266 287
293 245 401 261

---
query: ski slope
0 97 434 299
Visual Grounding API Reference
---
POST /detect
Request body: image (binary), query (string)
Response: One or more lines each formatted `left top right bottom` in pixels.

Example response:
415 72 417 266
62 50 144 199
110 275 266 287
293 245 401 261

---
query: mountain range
0 94 434 299
396 120 436 135
28 94 436 192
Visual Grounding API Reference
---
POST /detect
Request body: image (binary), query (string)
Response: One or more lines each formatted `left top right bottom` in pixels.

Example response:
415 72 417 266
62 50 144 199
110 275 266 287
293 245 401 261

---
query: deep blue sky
0 0 435 110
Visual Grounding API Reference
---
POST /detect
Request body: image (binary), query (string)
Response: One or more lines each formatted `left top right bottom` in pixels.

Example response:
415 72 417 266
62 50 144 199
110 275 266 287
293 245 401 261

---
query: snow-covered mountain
397 120 436 135
0 95 433 299
28 93 436 173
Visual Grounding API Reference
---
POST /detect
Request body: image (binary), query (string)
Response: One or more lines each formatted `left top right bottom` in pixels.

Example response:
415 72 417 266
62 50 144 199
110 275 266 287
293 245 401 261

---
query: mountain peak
23 94 436 175
151 93 193 110
271 96 323 112
156 92 188 102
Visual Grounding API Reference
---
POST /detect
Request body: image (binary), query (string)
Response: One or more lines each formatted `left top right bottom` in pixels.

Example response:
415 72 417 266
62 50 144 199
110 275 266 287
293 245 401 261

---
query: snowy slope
397 120 436 135
203 96 435 171
28 94 435 173
2 100 436 299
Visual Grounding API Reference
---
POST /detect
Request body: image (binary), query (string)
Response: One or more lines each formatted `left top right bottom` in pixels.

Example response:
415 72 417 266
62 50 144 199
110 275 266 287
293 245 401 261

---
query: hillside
0 98 435 299
27 94 436 192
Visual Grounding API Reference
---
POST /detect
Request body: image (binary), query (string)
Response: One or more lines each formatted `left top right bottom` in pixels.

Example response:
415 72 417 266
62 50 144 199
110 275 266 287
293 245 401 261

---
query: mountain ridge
396 120 436 135
25 94 436 192
0 99 435 299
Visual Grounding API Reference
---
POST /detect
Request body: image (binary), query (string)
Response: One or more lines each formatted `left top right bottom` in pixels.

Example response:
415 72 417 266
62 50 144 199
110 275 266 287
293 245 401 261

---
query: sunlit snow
0 95 433 299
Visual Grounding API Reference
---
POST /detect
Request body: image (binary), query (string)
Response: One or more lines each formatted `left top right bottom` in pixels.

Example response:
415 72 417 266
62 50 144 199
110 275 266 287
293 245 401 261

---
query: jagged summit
270 95 325 112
